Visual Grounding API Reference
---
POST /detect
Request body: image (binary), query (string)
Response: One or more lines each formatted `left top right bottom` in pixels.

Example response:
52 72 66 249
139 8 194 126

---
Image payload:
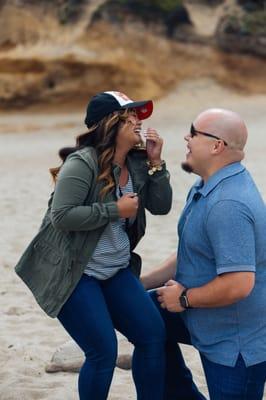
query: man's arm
157 272 255 312
141 252 177 290
187 271 254 308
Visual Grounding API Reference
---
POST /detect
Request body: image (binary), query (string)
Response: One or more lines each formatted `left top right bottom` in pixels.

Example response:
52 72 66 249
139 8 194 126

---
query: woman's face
116 110 142 148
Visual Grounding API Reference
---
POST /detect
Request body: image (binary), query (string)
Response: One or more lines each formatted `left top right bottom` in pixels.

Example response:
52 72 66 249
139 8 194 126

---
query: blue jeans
58 269 166 400
150 290 266 400
201 353 266 400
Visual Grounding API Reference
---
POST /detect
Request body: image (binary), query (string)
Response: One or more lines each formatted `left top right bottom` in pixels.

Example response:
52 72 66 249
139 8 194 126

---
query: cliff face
0 0 106 108
0 0 265 110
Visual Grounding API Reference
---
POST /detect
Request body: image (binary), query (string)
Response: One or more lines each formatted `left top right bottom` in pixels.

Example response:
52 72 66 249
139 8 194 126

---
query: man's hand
157 280 185 312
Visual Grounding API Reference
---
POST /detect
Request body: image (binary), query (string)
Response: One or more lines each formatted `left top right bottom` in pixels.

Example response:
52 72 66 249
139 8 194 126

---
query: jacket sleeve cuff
106 202 120 221
147 162 170 181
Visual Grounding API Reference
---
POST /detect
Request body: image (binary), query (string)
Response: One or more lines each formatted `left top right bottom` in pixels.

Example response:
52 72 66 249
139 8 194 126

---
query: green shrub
223 15 241 34
237 0 265 12
153 0 184 13
92 0 190 37
115 0 184 16
242 10 266 35
223 11 266 36
58 0 86 24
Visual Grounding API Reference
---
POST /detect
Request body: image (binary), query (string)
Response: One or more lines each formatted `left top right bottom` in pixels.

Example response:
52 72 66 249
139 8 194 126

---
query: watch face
179 295 187 309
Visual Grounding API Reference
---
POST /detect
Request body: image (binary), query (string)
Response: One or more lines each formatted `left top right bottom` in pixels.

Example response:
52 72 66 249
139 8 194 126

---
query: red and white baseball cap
85 91 153 127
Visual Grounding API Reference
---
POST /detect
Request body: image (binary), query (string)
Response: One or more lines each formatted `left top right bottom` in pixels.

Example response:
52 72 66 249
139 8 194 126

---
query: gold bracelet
146 160 165 175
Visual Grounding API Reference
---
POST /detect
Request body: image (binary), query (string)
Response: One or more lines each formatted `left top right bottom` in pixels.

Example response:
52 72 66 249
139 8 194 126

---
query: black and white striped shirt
84 173 135 280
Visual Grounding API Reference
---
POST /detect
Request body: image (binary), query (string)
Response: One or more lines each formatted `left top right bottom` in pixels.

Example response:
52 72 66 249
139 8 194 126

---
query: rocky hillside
0 0 265 110
216 0 266 57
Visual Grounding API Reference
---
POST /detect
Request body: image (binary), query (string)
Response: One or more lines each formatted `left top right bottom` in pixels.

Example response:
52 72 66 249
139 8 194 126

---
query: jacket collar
112 150 148 194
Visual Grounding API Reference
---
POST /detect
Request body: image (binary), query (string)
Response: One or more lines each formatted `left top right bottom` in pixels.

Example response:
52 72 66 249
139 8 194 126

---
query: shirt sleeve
206 200 256 275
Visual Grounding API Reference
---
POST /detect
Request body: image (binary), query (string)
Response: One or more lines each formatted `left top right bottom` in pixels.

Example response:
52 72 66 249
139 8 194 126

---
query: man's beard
181 161 193 173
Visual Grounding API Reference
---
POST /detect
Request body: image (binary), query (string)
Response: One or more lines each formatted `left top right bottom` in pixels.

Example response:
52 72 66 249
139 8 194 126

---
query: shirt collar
195 162 245 198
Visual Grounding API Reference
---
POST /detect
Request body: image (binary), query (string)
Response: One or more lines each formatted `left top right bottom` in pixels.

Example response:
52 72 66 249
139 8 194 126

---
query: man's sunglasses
190 124 228 146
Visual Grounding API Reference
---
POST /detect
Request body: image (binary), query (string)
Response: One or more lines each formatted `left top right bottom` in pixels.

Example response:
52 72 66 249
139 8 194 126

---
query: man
141 108 266 399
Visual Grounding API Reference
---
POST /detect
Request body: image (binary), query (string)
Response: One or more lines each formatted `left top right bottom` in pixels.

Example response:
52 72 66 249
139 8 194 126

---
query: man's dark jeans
149 290 266 400
201 353 266 400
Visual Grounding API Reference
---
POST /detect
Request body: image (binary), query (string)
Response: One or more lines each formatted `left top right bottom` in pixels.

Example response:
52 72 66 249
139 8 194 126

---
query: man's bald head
194 108 248 151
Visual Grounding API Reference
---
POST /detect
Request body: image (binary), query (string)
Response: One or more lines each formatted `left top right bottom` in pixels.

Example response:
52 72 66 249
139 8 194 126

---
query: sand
1 78 266 399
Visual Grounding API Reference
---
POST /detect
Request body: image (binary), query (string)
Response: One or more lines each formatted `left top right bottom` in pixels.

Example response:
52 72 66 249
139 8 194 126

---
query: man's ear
212 140 225 154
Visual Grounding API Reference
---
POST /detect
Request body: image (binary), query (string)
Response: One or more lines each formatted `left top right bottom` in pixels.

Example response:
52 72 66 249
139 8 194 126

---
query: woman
15 91 172 399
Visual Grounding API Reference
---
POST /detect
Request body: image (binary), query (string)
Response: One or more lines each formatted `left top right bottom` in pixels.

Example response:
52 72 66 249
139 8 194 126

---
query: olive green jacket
15 147 172 317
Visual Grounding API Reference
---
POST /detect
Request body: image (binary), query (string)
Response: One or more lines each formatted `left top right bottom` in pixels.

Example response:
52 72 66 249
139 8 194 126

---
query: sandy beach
1 78 266 399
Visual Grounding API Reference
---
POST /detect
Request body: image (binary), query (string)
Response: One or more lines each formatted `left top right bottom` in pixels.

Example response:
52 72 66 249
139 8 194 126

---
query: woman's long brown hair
50 109 131 199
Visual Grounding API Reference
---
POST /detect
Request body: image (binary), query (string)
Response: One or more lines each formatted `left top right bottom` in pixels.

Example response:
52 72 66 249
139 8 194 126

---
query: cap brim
121 100 153 120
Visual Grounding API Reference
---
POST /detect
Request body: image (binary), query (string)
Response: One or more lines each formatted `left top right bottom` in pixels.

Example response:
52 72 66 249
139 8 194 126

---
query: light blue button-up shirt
176 162 266 367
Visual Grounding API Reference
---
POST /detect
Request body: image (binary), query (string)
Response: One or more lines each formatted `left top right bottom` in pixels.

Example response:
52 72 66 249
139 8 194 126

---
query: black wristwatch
179 288 192 309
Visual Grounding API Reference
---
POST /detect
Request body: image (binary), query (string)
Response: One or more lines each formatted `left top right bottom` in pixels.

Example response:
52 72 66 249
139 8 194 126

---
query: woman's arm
51 155 119 231
144 165 172 215
143 128 172 215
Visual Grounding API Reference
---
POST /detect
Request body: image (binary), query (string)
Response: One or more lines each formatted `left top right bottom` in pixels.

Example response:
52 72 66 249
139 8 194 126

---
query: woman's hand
145 128 163 165
117 193 139 218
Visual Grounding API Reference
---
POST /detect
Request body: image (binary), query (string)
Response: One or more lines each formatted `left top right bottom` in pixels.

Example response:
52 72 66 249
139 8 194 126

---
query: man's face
181 123 217 176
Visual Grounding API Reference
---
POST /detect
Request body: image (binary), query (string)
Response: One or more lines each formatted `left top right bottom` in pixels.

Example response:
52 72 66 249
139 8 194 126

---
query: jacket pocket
33 241 62 265
17 240 72 311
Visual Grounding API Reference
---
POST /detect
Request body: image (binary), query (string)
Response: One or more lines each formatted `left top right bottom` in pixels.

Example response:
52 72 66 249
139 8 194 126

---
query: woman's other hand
145 128 163 165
